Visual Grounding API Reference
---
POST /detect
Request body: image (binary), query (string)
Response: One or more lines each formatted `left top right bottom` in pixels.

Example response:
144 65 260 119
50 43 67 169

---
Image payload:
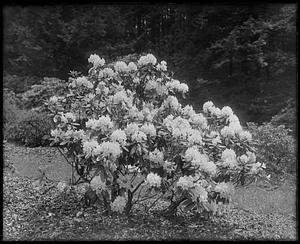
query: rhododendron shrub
46 53 266 216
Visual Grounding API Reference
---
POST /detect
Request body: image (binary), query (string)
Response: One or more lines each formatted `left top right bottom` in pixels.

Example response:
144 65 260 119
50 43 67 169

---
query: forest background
3 3 297 124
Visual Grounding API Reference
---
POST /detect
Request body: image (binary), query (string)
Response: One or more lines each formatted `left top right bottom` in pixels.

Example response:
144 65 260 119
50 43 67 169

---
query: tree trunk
162 196 187 217
124 190 133 215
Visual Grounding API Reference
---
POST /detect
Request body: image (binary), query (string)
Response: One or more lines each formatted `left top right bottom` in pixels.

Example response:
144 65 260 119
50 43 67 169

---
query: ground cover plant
46 53 269 217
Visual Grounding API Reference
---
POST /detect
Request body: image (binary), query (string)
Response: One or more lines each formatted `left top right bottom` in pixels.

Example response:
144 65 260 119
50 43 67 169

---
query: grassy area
3 142 297 240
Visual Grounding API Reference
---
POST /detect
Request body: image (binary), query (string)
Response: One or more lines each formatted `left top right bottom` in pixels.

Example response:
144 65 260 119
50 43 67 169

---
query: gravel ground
2 142 298 241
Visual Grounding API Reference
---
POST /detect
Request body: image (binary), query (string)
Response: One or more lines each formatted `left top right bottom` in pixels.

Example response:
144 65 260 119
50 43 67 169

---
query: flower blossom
125 123 139 137
128 62 137 72
88 54 105 68
191 184 208 202
221 148 238 168
94 141 122 160
112 90 132 107
71 76 93 89
181 105 196 118
98 67 114 79
203 101 214 113
177 176 194 190
189 113 208 129
82 139 99 157
166 79 189 93
156 60 167 71
214 182 235 199
131 131 147 143
86 115 113 133
145 173 161 187
140 123 156 137
114 61 129 73
110 129 127 146
111 196 127 213
149 149 164 165
138 54 157 66
221 106 234 117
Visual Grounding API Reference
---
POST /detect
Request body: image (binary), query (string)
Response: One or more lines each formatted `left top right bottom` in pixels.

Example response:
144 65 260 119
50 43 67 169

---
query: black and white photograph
2 3 297 241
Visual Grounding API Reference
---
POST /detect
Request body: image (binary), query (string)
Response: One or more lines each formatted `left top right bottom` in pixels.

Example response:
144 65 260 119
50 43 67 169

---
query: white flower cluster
88 54 105 68
209 131 222 146
156 60 167 71
177 175 195 190
145 172 162 187
113 61 138 73
221 106 234 117
187 129 203 146
96 81 110 96
82 139 99 157
166 79 189 94
138 53 157 66
239 151 256 164
95 141 122 160
214 182 235 199
98 67 115 79
128 62 138 72
90 175 106 191
86 115 113 133
163 96 181 110
131 130 147 143
62 129 86 141
189 113 208 130
149 149 164 165
221 148 238 168
70 76 93 89
51 128 64 141
191 184 208 202
110 129 127 146
127 106 144 121
145 80 168 96
61 112 76 123
125 123 139 137
203 101 214 114
162 161 176 173
142 105 158 122
111 196 127 213
140 123 156 137
181 105 196 118
184 147 217 175
250 161 266 174
114 61 129 73
112 90 133 107
163 115 192 139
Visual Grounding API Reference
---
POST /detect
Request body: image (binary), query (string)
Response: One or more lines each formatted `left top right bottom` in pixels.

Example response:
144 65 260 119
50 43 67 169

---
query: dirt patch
3 142 73 183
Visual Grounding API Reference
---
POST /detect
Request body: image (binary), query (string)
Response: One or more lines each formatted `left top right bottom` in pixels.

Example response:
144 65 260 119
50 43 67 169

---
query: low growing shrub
247 122 296 175
4 109 54 147
21 77 68 110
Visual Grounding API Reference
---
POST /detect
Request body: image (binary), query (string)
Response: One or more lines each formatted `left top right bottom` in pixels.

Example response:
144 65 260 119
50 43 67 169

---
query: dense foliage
3 4 296 123
247 122 296 176
4 109 54 147
47 54 266 216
